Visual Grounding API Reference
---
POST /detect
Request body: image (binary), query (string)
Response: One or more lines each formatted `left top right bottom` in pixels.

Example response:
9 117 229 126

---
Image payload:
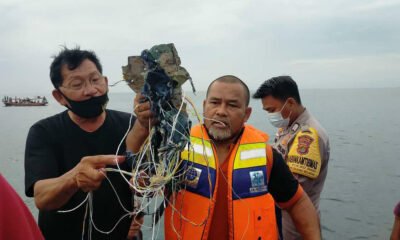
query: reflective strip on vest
232 143 269 200
234 143 267 169
182 137 216 169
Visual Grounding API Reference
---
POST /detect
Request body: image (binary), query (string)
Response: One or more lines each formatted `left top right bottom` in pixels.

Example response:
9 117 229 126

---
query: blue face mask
267 101 291 128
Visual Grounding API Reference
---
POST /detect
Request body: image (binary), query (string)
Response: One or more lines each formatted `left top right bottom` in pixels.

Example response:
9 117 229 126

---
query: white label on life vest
249 170 267 193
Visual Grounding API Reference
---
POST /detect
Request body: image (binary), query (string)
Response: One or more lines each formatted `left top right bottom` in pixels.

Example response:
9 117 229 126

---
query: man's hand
33 155 125 210
126 93 158 153
75 155 125 192
127 213 144 240
134 93 158 131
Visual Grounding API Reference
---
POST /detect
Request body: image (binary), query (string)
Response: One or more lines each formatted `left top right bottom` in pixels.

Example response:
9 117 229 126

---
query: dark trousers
275 206 283 240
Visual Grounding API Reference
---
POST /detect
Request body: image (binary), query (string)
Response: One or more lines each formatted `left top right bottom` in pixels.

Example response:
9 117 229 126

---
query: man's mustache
202 115 230 127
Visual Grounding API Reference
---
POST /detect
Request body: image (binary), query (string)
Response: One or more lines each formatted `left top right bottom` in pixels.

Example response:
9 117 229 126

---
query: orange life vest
164 124 278 239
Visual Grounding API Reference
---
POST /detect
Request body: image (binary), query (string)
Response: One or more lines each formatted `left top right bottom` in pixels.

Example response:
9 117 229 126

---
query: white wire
57 193 90 213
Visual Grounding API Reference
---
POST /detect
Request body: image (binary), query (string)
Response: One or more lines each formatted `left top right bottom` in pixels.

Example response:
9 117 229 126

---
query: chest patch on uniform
184 167 202 188
276 144 286 156
297 135 314 155
287 129 321 179
274 132 291 156
249 171 267 193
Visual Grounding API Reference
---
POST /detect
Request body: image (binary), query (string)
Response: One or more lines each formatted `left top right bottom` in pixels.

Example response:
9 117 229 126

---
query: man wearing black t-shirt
24 47 149 240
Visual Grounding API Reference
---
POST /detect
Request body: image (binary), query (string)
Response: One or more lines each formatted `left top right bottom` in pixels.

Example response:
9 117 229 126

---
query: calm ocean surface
1 88 399 239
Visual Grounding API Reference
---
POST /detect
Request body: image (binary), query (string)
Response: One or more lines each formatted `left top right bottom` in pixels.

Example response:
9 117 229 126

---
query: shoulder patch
297 135 314 155
287 128 321 179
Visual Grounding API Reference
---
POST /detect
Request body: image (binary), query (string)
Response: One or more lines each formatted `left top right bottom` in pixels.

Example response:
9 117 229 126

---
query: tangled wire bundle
122 43 199 226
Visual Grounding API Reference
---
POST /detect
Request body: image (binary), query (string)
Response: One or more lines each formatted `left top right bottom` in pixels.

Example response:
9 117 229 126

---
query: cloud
351 0 400 12
0 0 399 94
288 54 400 88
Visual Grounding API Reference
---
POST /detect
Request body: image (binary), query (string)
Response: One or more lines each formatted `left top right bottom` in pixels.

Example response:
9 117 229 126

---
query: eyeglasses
60 75 106 91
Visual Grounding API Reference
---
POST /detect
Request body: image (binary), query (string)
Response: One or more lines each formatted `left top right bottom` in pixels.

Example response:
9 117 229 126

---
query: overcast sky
1 0 399 95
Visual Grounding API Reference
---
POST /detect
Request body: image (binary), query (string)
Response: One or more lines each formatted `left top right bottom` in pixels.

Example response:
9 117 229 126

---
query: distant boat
2 96 48 107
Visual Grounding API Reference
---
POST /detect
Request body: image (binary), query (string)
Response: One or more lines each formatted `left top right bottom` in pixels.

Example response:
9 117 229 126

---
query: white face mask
267 100 291 128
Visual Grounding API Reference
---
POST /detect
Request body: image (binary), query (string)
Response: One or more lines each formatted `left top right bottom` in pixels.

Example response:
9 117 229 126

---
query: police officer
253 76 330 240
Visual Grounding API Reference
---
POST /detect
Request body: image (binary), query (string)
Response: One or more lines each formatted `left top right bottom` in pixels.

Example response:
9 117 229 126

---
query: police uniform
273 109 330 240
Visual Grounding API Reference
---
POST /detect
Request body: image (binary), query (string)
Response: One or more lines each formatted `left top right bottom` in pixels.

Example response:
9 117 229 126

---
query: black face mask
62 93 109 118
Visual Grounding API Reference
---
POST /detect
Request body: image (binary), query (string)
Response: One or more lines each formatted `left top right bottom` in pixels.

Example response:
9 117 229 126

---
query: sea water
1 88 399 239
